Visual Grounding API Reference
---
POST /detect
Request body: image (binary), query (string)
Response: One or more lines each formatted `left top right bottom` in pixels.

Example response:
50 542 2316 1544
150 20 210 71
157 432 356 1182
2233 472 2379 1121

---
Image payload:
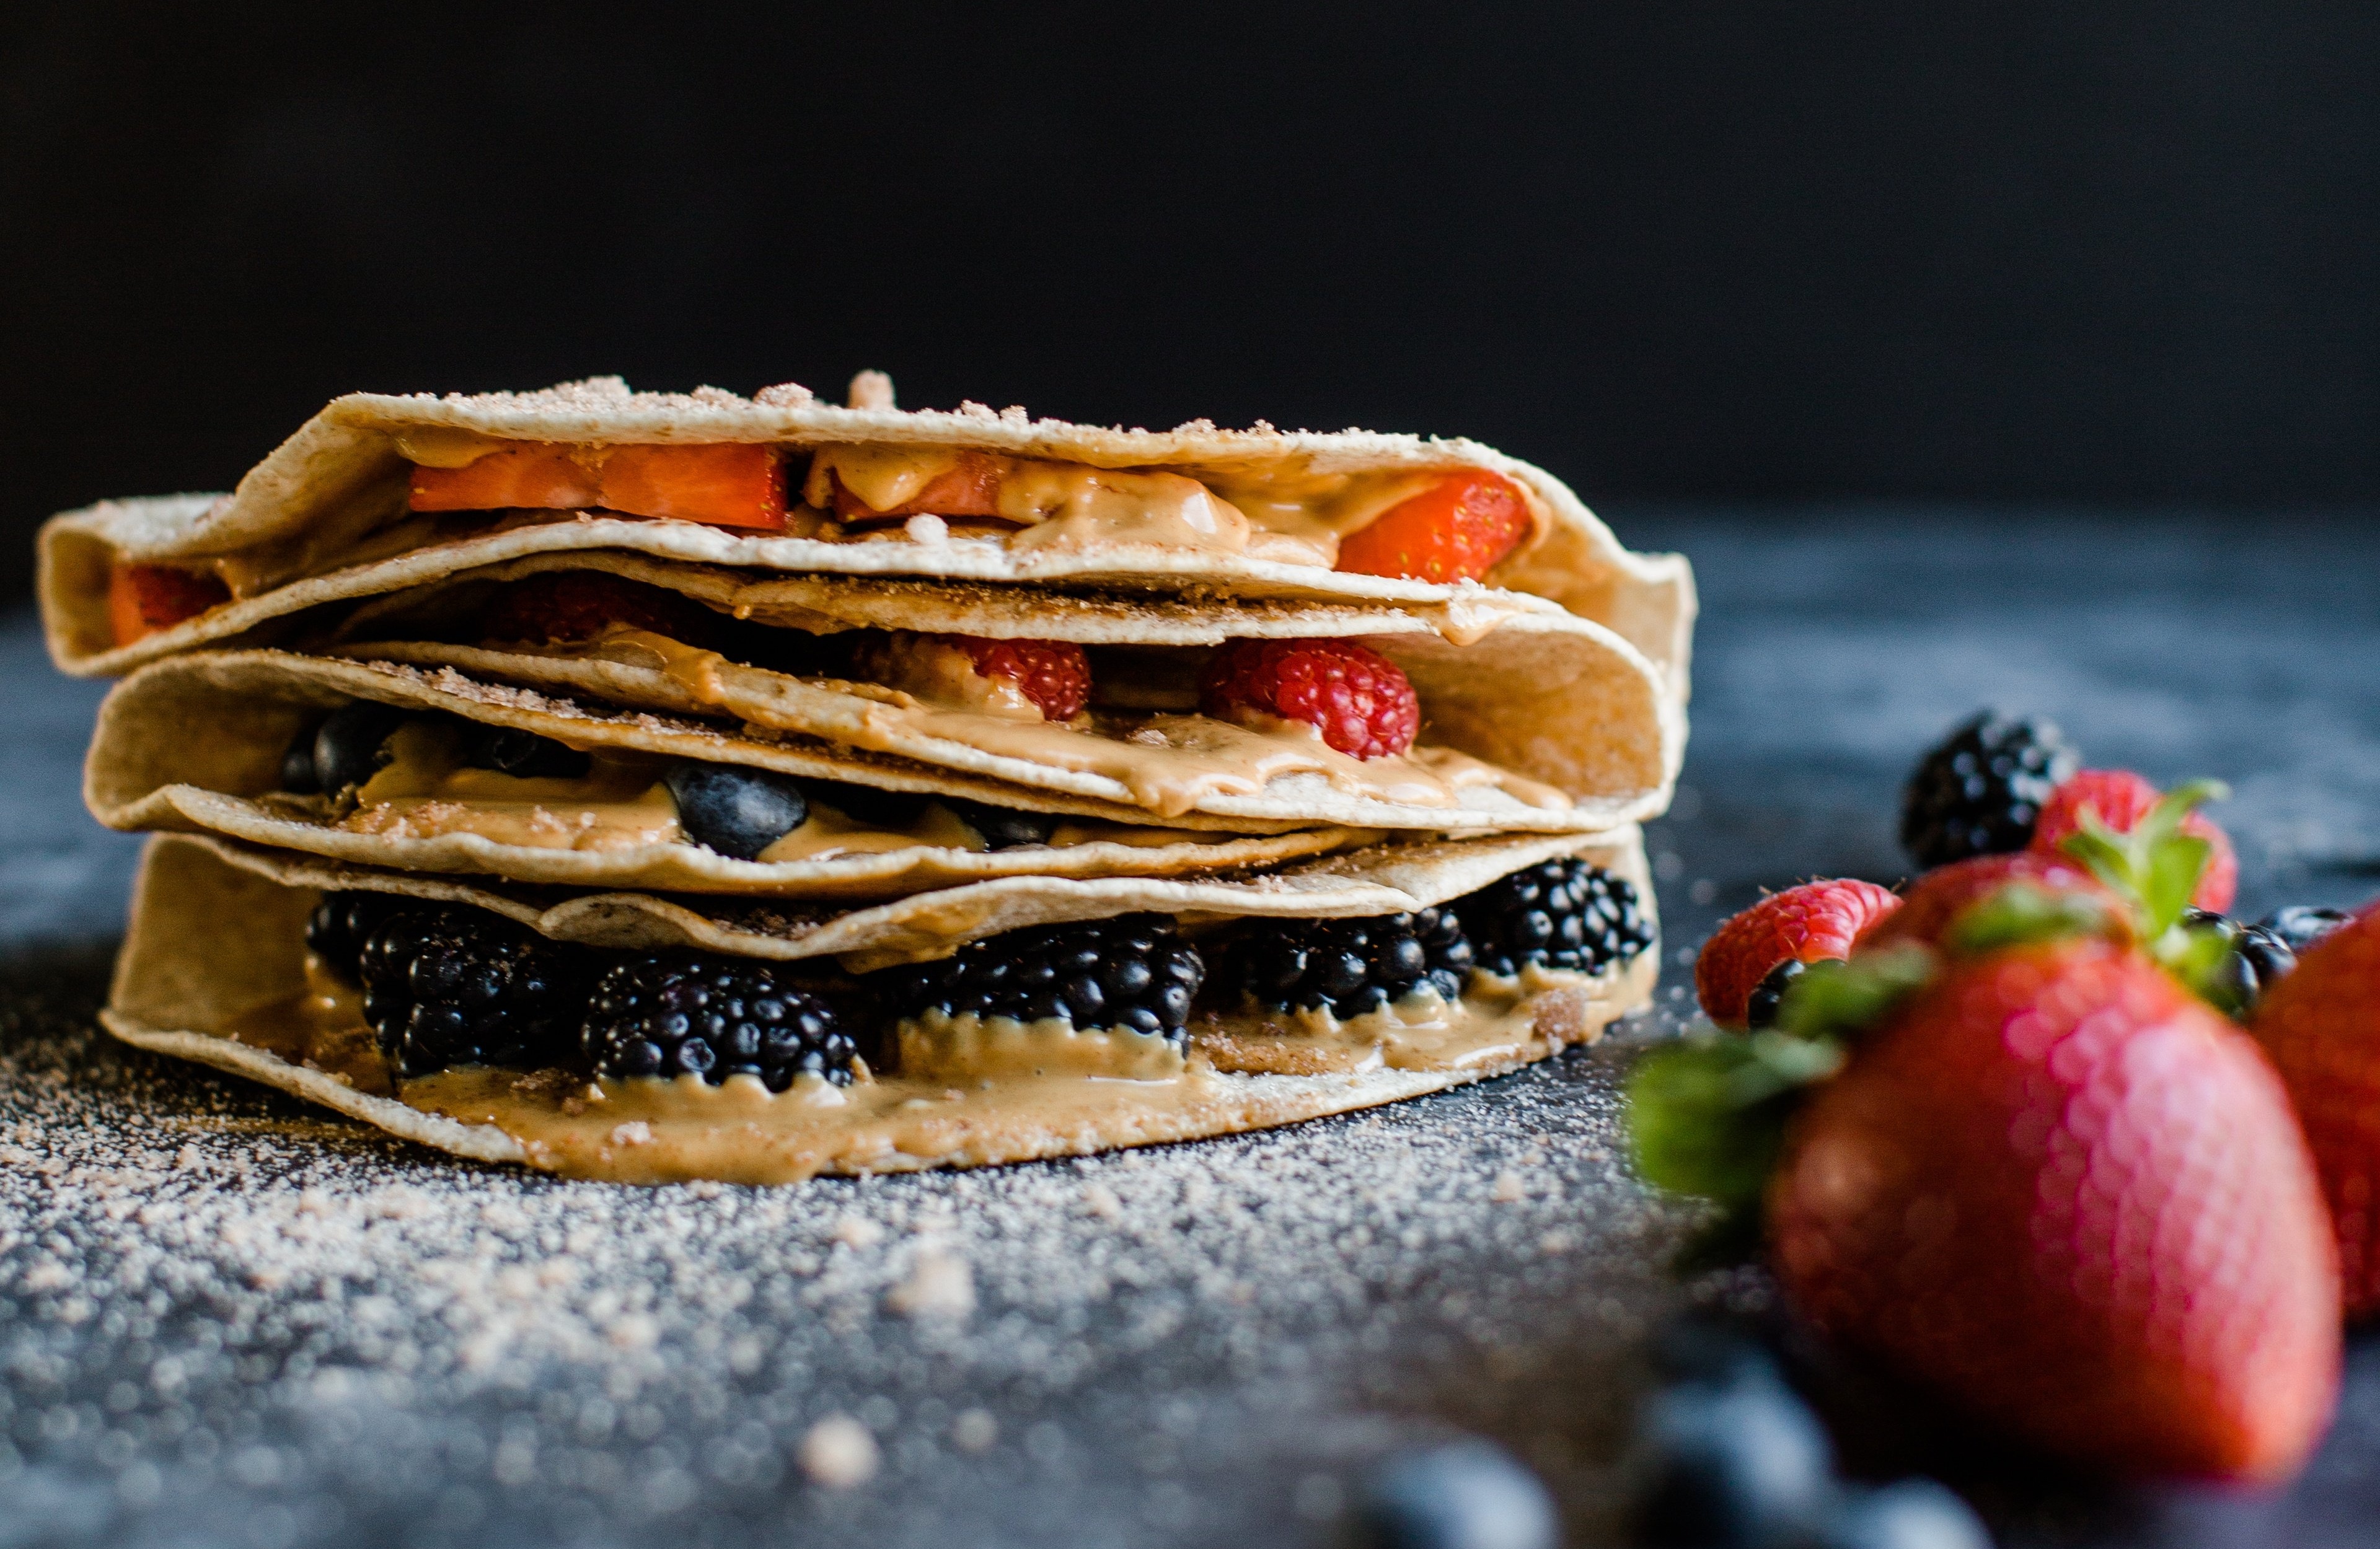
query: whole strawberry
1855 850 2115 952
2032 769 2237 913
1630 811 2342 1484
2252 905 2380 1316
1771 936 2338 1480
1695 880 1902 1028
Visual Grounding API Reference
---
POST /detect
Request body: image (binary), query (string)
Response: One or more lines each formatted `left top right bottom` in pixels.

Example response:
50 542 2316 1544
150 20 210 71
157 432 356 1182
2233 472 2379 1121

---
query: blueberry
1341 1439 1558 1549
1651 1313 1786 1390
1636 1375 1834 1547
464 723 591 779
2260 905 2352 955
941 797 1056 849
312 701 407 796
664 763 809 861
1799 1480 1989 1549
280 722 323 793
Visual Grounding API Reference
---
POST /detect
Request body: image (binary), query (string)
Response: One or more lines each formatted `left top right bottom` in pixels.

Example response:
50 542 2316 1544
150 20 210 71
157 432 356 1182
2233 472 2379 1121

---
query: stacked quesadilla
41 373 1693 1183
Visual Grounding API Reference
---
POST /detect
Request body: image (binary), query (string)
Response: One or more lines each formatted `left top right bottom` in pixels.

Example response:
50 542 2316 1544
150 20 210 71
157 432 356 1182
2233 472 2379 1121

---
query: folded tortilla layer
106 828 1655 1183
86 647 1667 895
40 377 1695 692
317 552 1680 822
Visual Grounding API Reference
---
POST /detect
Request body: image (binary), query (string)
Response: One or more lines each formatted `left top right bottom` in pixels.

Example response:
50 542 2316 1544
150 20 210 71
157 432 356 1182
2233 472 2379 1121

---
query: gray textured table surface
3 509 2378 1548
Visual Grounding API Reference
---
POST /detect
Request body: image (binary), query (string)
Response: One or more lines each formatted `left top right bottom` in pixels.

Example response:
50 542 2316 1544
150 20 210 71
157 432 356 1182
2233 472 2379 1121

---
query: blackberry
1899 711 2078 870
871 915 1204 1042
582 955 857 1090
357 905 594 1076
1455 858 1654 978
1236 908 1472 1019
304 890 405 983
1745 958 1805 1030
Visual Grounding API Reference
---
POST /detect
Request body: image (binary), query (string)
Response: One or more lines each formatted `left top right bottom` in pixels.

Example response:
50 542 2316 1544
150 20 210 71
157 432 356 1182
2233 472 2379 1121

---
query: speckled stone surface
5 509 2380 1548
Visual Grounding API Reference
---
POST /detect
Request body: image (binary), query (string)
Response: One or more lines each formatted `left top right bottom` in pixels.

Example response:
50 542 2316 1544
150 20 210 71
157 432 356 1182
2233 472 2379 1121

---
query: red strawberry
1334 470 1534 584
107 563 230 647
861 632 1091 722
1695 880 1902 1027
2032 770 2237 913
1856 850 2118 952
1198 639 1419 759
482 572 716 646
1770 936 2340 1481
2251 904 2380 1317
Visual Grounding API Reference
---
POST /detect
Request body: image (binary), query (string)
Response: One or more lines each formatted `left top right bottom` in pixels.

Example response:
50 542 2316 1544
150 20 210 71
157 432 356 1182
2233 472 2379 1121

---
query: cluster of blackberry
1228 859 1654 1020
870 915 1205 1043
305 854 1657 1081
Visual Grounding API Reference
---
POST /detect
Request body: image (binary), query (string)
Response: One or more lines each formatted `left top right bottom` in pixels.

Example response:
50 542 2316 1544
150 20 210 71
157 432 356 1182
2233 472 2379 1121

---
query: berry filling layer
105 443 1546 644
339 574 1577 822
241 867 1655 1180
281 703 1227 862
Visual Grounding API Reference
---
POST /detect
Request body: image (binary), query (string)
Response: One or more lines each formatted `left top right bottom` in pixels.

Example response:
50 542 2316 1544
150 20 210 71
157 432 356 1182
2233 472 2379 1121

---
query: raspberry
858 631 1091 721
1854 851 2115 954
946 636 1090 721
1695 880 1902 1028
2029 769 2237 913
1334 471 1533 584
481 571 714 646
1197 639 1419 760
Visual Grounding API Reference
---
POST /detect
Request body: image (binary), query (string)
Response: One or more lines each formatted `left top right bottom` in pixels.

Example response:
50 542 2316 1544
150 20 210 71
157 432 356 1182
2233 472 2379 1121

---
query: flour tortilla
101 828 1655 1178
312 551 1680 824
40 377 1696 695
87 652 1664 889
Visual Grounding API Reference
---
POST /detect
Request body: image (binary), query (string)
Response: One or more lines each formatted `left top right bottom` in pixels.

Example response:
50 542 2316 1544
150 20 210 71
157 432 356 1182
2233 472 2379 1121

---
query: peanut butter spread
459 629 1576 822
330 717 1266 859
221 962 1637 1185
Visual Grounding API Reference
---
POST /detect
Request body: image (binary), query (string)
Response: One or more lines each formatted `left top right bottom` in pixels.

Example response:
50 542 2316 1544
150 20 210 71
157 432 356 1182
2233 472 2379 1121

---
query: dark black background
7 2 2379 596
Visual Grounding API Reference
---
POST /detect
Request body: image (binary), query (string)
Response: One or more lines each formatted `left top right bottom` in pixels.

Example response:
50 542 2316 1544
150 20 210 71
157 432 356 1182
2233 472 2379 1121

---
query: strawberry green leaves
1628 1028 1844 1216
2057 779 2227 939
1626 947 1929 1240
2055 779 2242 1009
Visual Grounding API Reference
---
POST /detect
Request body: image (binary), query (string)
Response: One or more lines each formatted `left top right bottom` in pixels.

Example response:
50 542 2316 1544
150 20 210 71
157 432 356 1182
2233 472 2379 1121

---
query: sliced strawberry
1197 639 1419 760
1334 471 1533 584
2031 769 2237 913
481 573 716 647
1695 880 1902 1027
599 444 785 530
107 563 231 647
1771 937 2340 1481
831 452 1005 522
409 442 785 530
408 444 599 513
